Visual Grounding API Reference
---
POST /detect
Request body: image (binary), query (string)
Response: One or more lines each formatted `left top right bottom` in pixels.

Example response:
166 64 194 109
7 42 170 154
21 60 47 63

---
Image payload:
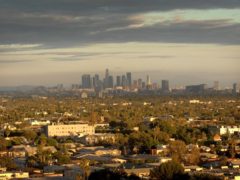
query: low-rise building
44 124 95 137
80 133 115 145
0 172 29 179
29 120 50 126
219 126 240 135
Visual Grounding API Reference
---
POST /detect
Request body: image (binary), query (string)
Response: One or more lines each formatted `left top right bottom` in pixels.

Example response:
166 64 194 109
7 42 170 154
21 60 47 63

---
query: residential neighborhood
0 95 240 179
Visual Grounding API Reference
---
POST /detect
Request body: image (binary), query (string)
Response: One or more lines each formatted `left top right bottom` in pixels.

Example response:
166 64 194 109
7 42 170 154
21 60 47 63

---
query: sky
0 0 239 87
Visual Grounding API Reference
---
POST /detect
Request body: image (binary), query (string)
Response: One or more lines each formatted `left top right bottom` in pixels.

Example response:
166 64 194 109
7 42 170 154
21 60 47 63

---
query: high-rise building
133 80 138 89
108 76 114 88
138 78 142 89
122 75 127 87
146 75 151 85
146 75 152 90
82 74 92 89
126 72 132 88
93 74 100 88
104 69 110 89
185 84 207 94
162 80 170 92
233 83 240 94
213 81 220 91
116 76 121 87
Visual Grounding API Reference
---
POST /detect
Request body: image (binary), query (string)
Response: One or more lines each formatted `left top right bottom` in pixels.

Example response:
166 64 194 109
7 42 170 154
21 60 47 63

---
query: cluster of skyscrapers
68 69 240 96
78 69 170 92
81 69 132 90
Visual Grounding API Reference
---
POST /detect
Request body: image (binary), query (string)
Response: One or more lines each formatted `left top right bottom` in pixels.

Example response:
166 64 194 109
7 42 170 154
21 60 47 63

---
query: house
200 146 211 152
9 145 26 158
124 168 151 178
209 125 240 136
73 147 122 164
213 134 221 142
29 120 51 126
184 166 203 172
150 145 168 155
200 153 218 160
0 172 29 179
74 146 121 157
80 133 115 145
0 168 7 172
219 126 240 135
42 146 57 153
94 149 121 156
125 154 162 164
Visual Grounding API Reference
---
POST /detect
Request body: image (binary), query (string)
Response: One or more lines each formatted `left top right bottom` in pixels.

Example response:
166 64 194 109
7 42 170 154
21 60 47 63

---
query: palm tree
79 159 90 180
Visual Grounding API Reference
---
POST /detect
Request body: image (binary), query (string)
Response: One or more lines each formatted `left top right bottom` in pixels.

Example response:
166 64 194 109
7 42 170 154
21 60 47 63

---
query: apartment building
45 124 95 137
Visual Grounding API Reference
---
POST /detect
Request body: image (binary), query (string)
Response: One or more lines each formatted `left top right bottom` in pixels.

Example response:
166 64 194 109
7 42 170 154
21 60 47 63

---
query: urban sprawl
0 70 240 180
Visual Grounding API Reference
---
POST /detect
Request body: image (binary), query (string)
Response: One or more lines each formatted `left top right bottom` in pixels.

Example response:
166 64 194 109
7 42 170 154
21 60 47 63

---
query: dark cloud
1 0 239 13
0 0 239 46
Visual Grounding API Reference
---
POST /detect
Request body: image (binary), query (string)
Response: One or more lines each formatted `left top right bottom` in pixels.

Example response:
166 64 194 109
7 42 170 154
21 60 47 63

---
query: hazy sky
0 0 239 87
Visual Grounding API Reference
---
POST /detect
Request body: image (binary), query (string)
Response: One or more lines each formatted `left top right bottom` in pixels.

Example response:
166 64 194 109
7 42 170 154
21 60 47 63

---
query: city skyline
0 68 239 89
0 0 239 86
77 69 238 90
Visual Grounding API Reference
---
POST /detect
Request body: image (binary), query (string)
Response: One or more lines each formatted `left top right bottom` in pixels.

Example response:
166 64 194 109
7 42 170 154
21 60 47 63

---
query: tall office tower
213 81 220 90
133 80 138 89
138 78 142 89
104 68 110 88
108 76 114 88
116 76 121 86
82 74 92 89
162 80 170 92
233 83 239 94
93 74 100 88
122 75 127 87
146 75 151 85
92 77 96 88
126 72 132 88
142 82 146 89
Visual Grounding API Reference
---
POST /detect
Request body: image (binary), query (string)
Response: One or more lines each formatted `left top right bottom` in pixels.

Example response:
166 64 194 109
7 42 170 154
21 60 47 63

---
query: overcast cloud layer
0 0 239 86
1 0 240 46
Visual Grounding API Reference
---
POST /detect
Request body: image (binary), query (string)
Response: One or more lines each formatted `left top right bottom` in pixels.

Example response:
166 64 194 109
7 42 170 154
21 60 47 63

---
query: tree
4 128 11 138
227 138 236 158
0 137 8 151
23 129 37 141
53 151 70 165
46 137 58 147
35 134 47 146
169 140 186 162
186 146 200 165
79 159 90 180
36 147 53 167
150 161 186 180
89 169 130 180
0 156 17 170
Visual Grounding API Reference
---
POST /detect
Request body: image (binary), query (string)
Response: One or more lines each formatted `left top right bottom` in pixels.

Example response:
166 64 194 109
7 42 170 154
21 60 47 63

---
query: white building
220 126 240 135
45 124 95 137
0 172 29 179
30 120 50 126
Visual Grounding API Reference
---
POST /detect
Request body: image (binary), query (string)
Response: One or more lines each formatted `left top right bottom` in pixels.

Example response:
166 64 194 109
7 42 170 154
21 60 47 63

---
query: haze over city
0 0 239 86
1 1 240 180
